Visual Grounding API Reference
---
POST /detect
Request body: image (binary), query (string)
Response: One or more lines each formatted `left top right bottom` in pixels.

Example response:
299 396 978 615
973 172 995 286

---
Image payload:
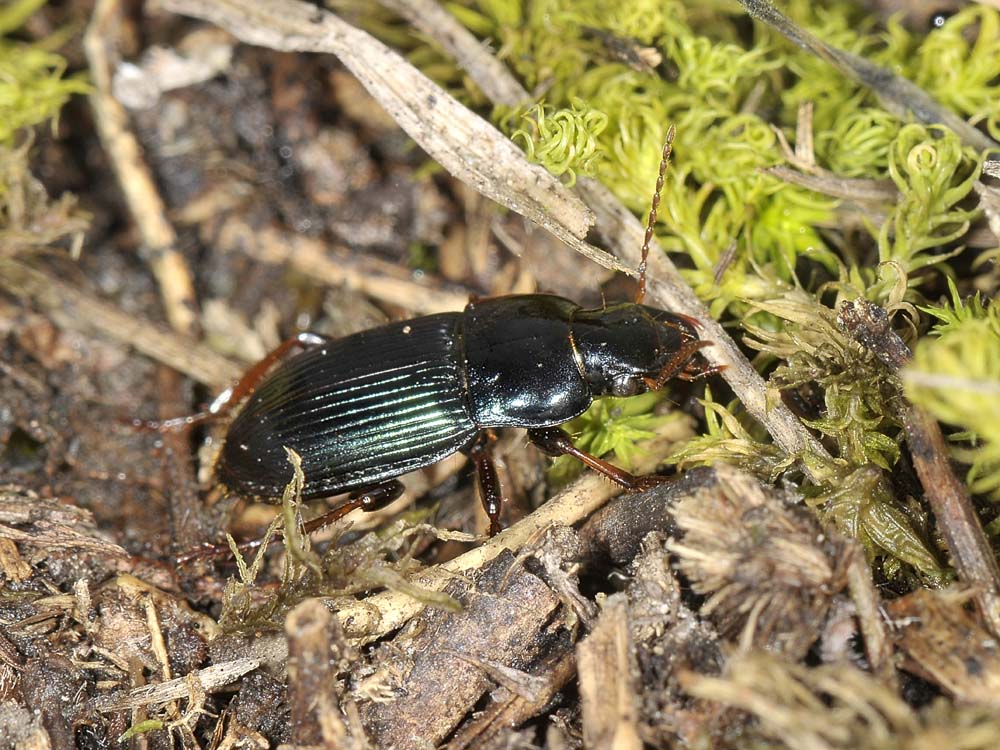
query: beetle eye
611 376 639 397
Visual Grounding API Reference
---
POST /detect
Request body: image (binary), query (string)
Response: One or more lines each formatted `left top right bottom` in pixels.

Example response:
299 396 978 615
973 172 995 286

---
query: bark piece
359 549 567 749
577 595 642 750
885 588 1000 706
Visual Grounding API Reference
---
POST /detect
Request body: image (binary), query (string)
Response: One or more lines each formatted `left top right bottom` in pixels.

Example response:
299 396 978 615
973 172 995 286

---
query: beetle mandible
158 126 715 535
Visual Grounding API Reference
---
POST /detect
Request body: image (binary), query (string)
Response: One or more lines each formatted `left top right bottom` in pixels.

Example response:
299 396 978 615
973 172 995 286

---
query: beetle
151 127 715 536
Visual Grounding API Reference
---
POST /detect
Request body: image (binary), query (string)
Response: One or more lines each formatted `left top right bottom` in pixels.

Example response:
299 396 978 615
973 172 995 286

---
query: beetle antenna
636 124 675 305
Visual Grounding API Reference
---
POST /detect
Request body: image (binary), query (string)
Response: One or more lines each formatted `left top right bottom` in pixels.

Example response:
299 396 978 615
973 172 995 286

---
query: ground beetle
151 127 715 535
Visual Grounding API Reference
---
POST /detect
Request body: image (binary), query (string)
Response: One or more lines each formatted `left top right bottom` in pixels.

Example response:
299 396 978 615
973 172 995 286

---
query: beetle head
571 303 700 397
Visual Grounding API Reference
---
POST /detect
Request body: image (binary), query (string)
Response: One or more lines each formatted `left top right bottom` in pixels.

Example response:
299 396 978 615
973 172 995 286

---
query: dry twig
0 258 241 389
84 0 200 337
92 658 261 712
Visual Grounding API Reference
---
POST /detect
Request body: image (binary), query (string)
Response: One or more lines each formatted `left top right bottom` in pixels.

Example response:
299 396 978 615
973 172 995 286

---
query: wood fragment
445 650 576 750
885 588 1000 706
845 550 894 678
838 298 1000 637
973 177 1000 245
578 595 643 750
624 539 731 747
0 516 129 559
0 537 33 582
285 599 360 748
359 550 566 749
21 657 81 750
92 658 261 712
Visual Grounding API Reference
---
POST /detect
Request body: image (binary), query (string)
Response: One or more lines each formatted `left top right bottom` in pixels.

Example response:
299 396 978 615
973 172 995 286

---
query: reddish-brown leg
528 427 668 492
177 479 405 565
643 338 714 390
467 432 503 536
679 358 727 381
131 332 331 431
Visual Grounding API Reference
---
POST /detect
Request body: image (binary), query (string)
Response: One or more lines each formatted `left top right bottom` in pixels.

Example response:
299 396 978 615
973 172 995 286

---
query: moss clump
905 284 1000 501
510 98 608 184
0 0 89 145
0 0 90 254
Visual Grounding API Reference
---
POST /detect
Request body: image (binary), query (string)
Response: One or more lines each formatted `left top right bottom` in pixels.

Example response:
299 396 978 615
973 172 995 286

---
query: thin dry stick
92 658 262 712
764 166 898 204
285 600 351 747
845 544 893 679
244 228 471 314
0 258 240 389
838 299 1000 637
84 0 200 337
377 0 528 107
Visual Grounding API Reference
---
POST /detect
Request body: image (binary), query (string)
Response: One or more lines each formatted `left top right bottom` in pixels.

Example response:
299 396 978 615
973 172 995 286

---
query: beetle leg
467 432 503 537
130 332 332 431
527 426 667 492
302 480 407 530
677 357 726 381
643 339 713 391
177 480 405 565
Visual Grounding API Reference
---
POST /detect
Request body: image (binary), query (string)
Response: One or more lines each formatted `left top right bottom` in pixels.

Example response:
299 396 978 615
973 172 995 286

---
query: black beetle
153 127 714 535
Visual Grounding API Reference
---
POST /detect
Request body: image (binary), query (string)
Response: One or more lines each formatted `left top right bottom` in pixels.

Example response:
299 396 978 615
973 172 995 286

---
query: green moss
474 0 997 310
905 284 1000 501
873 124 981 292
509 98 608 184
670 386 792 480
673 291 942 575
0 1 89 145
909 6 1000 141
548 391 683 486
0 0 90 253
